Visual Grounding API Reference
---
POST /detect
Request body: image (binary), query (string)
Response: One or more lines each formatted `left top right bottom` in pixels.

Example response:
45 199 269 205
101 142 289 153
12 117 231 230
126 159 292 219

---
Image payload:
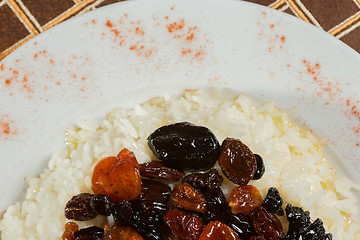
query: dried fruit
91 149 141 202
112 201 133 226
140 161 184 182
73 226 104 240
229 185 263 214
198 221 240 240
219 138 257 185
249 236 265 240
147 122 220 171
262 187 283 216
253 154 265 180
104 224 144 240
182 169 223 190
90 194 112 216
139 179 171 203
62 222 79 240
164 209 204 240
171 182 207 213
248 207 284 240
65 193 97 221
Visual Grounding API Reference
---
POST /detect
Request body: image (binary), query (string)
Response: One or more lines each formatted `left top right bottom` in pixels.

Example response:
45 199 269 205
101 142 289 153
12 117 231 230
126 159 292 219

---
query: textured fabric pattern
0 0 359 60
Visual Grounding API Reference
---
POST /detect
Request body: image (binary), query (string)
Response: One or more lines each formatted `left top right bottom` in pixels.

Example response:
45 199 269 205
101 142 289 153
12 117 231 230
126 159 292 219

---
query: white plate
1 0 360 212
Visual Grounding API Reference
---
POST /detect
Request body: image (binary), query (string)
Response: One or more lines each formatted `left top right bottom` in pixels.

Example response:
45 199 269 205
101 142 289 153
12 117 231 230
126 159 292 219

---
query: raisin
130 200 167 240
219 138 257 186
147 122 220 171
112 201 133 226
182 169 223 190
229 185 263 214
62 222 79 240
91 149 141 202
140 161 184 182
74 226 104 240
253 154 265 180
198 221 240 240
171 182 207 213
104 224 144 240
65 193 97 221
248 207 284 240
205 186 229 212
90 194 112 216
139 179 172 203
262 188 283 216
249 236 265 240
163 209 204 240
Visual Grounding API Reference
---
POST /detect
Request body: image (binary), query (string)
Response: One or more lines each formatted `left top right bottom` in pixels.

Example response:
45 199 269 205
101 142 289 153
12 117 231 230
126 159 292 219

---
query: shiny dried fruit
171 182 207 213
140 161 184 182
104 224 144 240
90 194 112 216
248 207 284 240
164 209 204 240
250 236 265 240
139 179 171 203
112 201 133 226
62 222 79 240
147 122 220 171
65 193 97 221
74 226 104 240
91 149 141 202
182 169 223 190
253 154 265 180
229 185 263 214
198 221 240 240
262 187 283 216
219 138 257 186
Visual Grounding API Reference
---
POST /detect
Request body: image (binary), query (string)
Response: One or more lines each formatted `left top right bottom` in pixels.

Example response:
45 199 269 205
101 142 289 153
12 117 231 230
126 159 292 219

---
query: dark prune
171 182 207 213
219 138 257 185
90 194 112 216
253 154 265 180
147 122 220 171
229 185 263 214
198 221 240 240
112 201 133 226
248 207 284 240
140 161 184 182
74 226 104 240
163 209 203 240
182 169 223 190
65 193 97 221
284 204 332 240
262 188 284 216
130 200 167 240
139 179 172 203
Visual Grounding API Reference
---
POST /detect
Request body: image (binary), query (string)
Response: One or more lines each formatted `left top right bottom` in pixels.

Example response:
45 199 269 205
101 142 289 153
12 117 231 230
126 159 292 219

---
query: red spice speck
34 41 37 45
280 36 285 43
5 79 11 85
92 19 96 24
270 24 274 28
171 6 174 10
0 64 4 71
167 19 185 33
56 82 61 85
164 16 169 20
49 59 55 64
106 20 113 28
0 115 17 139
33 53 38 59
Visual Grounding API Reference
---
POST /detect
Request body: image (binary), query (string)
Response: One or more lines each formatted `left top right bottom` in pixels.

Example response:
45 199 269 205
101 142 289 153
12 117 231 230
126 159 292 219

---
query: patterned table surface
1 0 360 60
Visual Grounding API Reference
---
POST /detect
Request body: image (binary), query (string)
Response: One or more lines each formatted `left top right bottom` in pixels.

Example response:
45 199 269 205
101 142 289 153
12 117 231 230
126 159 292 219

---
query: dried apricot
104 224 144 240
91 148 141 202
171 182 207 213
229 185 263 214
164 209 203 240
198 221 240 240
219 138 257 185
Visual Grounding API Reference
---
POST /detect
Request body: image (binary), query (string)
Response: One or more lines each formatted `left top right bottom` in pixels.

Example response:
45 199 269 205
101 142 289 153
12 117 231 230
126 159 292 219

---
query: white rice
1 89 359 239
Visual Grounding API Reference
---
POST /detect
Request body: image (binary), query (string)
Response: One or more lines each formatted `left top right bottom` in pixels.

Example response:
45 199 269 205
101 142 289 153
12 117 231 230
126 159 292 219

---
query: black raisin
140 161 184 182
248 207 284 240
147 122 220 171
65 193 97 221
182 169 223 190
139 179 172 203
73 226 104 240
253 154 265 180
90 194 112 216
262 187 284 216
112 201 133 226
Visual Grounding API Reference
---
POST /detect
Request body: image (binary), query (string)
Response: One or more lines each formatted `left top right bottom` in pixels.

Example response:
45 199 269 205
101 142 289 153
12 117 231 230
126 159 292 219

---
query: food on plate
0 89 359 239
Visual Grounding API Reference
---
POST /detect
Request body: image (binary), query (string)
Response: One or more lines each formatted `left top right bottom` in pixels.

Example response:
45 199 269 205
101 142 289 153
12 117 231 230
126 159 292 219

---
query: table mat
1 0 360 60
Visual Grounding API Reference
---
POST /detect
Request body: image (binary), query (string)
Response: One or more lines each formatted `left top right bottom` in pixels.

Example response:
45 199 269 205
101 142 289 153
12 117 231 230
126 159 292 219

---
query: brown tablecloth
1 0 360 60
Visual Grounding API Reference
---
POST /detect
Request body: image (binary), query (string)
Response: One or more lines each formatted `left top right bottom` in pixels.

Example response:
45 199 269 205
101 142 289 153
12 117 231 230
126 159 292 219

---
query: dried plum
198 221 240 240
164 209 203 240
65 193 97 221
219 138 257 186
147 122 220 171
248 207 284 240
253 154 265 180
171 182 207 213
140 161 184 182
139 179 172 203
73 226 104 240
262 188 283 216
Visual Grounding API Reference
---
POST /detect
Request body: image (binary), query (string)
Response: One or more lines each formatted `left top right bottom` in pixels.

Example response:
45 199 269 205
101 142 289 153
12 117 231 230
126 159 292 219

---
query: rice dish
1 89 359 239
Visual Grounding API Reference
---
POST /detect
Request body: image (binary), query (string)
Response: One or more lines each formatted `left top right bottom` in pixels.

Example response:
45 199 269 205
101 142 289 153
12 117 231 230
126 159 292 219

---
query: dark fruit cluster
62 122 332 240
